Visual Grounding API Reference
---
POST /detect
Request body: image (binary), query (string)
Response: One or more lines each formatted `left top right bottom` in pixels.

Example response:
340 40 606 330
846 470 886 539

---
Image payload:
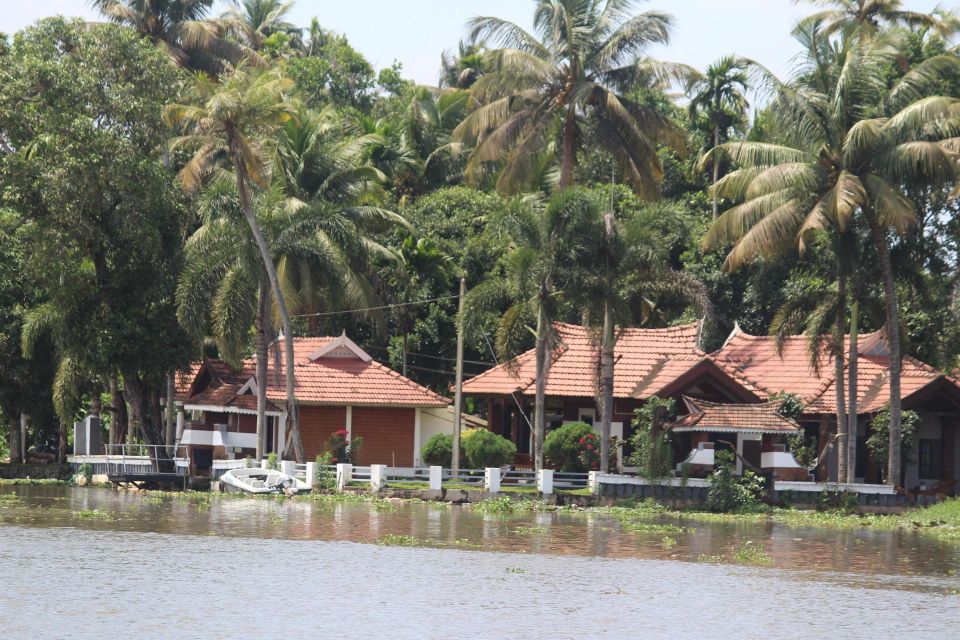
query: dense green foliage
1 0 959 480
462 429 517 469
628 397 676 481
543 422 595 472
704 450 766 512
421 433 455 468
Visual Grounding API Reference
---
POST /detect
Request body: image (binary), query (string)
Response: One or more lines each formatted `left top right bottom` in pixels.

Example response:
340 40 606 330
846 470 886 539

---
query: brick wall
351 407 415 467
299 406 347 459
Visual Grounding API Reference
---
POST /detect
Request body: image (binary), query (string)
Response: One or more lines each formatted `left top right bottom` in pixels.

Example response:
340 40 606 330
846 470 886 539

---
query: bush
867 407 920 482
704 450 765 513
421 433 454 467
328 429 362 464
543 422 595 472
628 397 675 481
463 429 516 468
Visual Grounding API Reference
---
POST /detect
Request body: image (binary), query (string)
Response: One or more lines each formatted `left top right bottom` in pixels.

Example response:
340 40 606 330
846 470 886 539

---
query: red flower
586 444 594 450
579 437 586 444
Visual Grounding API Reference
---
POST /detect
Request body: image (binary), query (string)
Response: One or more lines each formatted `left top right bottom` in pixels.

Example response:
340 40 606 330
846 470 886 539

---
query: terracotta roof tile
462 322 702 398
667 397 800 433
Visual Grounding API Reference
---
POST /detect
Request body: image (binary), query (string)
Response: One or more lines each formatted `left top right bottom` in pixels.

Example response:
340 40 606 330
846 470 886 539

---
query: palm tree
687 56 749 219
165 66 309 461
703 31 960 485
440 41 488 89
89 0 263 73
793 0 959 39
455 0 690 196
225 0 299 51
465 189 595 471
573 196 710 472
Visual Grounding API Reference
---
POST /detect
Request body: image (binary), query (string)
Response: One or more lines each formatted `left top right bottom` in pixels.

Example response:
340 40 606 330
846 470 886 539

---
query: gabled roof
711 326 960 414
461 322 703 398
263 336 449 407
181 335 449 411
667 396 801 434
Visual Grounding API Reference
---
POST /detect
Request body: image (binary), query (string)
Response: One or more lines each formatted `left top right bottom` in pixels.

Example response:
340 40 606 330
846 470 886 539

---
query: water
1 486 958 639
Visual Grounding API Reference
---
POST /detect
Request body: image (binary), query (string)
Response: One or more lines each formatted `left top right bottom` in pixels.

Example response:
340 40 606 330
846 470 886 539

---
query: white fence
329 464 588 495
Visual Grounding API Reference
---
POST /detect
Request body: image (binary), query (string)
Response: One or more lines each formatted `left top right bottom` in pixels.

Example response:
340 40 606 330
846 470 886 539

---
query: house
461 322 960 491
175 333 450 473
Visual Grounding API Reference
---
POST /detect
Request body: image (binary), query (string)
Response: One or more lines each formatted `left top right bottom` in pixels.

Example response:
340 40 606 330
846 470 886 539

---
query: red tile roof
668 397 800 433
181 336 449 411
461 322 703 398
263 337 449 407
710 326 960 413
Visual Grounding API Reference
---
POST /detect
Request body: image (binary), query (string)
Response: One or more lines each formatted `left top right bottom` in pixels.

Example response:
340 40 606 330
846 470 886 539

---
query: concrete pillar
589 471 600 495
261 459 269 470
335 463 353 492
370 464 387 491
281 460 296 477
305 461 316 487
413 408 422 466
537 469 554 495
345 405 353 440
485 467 501 493
429 465 442 490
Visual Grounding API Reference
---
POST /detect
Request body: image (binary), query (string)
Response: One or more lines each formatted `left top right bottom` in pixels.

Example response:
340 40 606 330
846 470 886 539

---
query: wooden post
452 277 466 471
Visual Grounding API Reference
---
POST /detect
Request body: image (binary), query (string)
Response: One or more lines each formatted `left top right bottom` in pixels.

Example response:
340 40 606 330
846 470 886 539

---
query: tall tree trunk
165 370 176 452
835 270 848 484
846 299 860 483
711 124 720 219
533 300 552 472
109 375 127 447
231 142 305 462
598 301 615 474
255 282 269 461
57 421 68 464
868 218 902 486
8 415 21 464
559 102 577 188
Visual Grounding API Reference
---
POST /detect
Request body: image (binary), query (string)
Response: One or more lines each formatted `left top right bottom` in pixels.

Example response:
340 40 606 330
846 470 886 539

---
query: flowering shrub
577 432 601 471
543 422 594 472
328 429 363 464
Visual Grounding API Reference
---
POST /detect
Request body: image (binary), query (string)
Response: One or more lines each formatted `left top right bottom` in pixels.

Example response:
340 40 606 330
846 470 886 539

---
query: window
918 439 942 479
578 408 595 426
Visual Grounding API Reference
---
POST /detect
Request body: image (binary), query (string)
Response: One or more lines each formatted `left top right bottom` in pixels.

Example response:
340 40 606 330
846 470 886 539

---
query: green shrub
704 450 765 512
328 429 363 464
543 422 594 472
266 452 278 470
628 397 675 481
463 429 516 468
421 433 454 467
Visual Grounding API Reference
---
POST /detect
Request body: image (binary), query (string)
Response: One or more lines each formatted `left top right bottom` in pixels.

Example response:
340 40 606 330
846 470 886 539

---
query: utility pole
452 276 466 471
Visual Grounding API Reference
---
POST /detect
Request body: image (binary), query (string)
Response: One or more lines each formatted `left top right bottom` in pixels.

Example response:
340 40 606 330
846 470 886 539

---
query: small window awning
666 396 801 435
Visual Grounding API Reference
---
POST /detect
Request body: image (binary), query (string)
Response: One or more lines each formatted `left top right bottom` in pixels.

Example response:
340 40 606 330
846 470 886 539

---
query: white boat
220 467 311 495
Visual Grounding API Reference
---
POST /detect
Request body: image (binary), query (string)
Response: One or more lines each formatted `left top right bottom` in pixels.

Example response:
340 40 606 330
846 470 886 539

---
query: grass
696 541 773 566
0 478 69 486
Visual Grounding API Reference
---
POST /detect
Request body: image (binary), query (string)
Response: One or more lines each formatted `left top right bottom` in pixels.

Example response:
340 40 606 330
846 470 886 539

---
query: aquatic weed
732 541 773 565
513 525 547 535
505 566 527 574
376 534 421 546
72 509 114 520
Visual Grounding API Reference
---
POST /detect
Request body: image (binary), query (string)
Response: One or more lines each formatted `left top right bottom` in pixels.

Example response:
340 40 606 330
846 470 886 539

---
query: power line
291 294 461 319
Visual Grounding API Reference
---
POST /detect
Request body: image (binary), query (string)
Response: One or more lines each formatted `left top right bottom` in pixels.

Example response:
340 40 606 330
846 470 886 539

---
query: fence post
537 469 554 495
429 466 443 491
589 471 600 496
370 464 387 492
335 463 353 492
305 461 316 487
260 459 269 470
484 467 501 493
280 460 296 477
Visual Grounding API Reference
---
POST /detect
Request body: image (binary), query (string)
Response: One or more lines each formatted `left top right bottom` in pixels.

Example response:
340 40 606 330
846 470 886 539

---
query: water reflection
1 485 959 581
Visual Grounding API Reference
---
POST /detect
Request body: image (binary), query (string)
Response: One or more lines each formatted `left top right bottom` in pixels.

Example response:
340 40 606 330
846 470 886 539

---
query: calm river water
0 486 958 639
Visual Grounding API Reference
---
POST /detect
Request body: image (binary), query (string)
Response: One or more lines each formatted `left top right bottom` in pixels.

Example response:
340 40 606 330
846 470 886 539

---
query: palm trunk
868 218 902 486
57 421 68 464
8 415 21 464
231 140 305 462
846 298 859 483
109 375 127 447
255 282 269 461
712 124 720 219
835 270 848 483
165 370 176 453
598 301 615 474
533 300 552 472
559 102 577 188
